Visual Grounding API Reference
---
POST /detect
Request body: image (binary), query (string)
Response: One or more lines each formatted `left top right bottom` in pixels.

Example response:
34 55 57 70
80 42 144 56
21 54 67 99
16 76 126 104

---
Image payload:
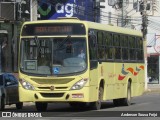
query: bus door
88 34 99 101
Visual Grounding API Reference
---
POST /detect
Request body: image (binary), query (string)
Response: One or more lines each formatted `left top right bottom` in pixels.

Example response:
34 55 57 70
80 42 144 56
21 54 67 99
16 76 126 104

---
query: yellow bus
18 18 145 111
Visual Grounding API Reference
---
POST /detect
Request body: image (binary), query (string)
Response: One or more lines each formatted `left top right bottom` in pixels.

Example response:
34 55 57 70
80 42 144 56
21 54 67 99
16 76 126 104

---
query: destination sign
34 26 72 34
22 23 86 36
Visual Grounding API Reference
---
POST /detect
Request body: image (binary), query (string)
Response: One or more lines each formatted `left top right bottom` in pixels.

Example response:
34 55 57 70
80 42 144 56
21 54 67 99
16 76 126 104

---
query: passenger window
114 34 121 60
121 35 129 60
105 33 113 59
97 32 106 60
129 37 136 60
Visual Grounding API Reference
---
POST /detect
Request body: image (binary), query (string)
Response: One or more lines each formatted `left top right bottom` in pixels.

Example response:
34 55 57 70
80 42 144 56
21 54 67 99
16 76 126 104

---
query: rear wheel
0 97 5 111
90 86 103 110
113 82 131 106
121 82 131 106
113 99 121 106
35 102 48 111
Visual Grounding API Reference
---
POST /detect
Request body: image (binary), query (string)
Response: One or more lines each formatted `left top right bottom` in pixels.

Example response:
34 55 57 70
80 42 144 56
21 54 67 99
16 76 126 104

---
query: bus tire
16 102 23 109
69 102 80 109
90 86 103 110
113 99 121 106
0 97 5 111
122 82 131 106
69 102 87 109
35 102 48 111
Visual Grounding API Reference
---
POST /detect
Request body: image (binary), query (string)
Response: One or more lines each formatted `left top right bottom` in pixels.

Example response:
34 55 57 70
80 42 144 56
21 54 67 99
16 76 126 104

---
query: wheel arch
99 79 105 100
127 78 132 97
99 79 105 88
128 78 132 84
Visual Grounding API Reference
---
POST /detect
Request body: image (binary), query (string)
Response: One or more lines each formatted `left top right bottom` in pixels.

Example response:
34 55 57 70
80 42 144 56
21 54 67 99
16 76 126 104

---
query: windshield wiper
56 35 71 49
34 36 42 56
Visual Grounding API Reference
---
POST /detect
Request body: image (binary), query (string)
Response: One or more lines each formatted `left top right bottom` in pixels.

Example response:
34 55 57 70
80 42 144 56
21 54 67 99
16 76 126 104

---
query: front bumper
19 86 90 102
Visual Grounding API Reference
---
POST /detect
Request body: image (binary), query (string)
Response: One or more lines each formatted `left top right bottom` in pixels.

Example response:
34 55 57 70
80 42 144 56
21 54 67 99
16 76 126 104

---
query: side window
136 37 144 61
5 74 17 86
129 36 136 60
114 34 121 60
97 32 106 60
121 35 129 60
89 35 97 60
89 34 98 69
105 32 113 60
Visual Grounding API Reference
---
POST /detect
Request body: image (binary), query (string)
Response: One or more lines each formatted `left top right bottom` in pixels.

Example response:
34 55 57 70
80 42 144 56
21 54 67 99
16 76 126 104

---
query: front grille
40 93 64 98
56 87 68 89
31 78 74 84
37 87 68 90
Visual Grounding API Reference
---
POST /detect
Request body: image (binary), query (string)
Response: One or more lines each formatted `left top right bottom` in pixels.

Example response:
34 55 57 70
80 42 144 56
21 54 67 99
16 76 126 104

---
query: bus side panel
114 63 127 99
89 62 116 102
103 62 115 100
131 63 145 97
89 67 99 102
114 63 145 99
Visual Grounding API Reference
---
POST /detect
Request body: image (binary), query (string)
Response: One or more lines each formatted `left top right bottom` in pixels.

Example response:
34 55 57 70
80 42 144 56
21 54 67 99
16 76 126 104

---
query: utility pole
142 1 148 40
93 0 105 22
141 0 148 91
30 0 37 21
121 0 124 27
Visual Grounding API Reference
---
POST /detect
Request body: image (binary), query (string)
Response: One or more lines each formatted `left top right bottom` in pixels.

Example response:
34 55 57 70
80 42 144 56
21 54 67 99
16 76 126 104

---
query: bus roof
22 18 142 37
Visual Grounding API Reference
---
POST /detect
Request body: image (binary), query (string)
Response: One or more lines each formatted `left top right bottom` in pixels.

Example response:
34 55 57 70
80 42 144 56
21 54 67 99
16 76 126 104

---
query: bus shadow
101 102 136 109
46 102 137 117
48 101 136 112
2 102 136 113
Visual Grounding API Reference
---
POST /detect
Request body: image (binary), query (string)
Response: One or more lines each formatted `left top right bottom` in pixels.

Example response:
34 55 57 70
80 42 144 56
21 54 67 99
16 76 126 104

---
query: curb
145 88 160 93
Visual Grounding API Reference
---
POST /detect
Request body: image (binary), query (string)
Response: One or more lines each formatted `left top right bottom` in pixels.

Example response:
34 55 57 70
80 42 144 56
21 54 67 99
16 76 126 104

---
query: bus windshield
20 37 87 76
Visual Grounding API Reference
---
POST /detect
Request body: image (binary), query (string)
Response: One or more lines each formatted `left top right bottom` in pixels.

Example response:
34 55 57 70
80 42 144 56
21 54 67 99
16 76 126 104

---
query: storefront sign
38 0 95 21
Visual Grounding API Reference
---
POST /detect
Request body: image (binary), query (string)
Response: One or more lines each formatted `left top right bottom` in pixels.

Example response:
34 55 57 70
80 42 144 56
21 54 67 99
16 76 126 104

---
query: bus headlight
19 79 34 90
71 78 88 90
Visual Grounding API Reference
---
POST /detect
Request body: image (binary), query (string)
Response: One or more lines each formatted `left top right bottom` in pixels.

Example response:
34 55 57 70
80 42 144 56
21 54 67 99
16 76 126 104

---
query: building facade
0 0 29 74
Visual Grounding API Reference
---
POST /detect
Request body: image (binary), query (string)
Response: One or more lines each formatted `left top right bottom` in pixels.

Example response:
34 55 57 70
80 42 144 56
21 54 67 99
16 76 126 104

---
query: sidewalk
146 84 160 93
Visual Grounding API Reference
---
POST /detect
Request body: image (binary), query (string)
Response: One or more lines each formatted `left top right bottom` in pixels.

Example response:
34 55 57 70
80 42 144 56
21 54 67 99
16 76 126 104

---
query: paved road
2 92 160 120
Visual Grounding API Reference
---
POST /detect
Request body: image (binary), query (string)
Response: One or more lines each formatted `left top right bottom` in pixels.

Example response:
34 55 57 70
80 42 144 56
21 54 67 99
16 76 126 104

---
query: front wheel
122 82 131 106
90 86 103 110
35 102 48 111
16 102 23 109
